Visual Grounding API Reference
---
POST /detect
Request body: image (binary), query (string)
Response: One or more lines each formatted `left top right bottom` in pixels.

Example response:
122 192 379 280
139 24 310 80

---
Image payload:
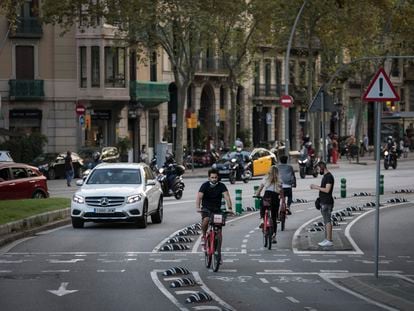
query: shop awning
130 81 170 108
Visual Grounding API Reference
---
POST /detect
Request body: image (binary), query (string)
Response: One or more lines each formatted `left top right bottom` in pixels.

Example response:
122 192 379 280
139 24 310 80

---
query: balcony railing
253 84 283 98
195 57 228 75
130 81 170 108
9 80 45 101
8 17 43 38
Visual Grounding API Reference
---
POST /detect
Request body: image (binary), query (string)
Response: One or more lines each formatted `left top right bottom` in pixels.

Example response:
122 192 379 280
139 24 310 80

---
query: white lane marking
295 210 304 213
249 230 255 234
151 270 189 311
97 270 125 273
286 296 300 303
271 286 283 293
0 236 35 254
193 272 235 310
319 273 399 311
219 269 237 273
242 239 248 243
193 307 223 310
48 259 84 263
398 255 411 258
256 259 290 263
0 259 27 263
47 282 78 297
42 270 70 273
0 270 12 273
191 212 257 253
149 258 187 263
244 235 250 238
303 259 342 263
259 278 269 284
320 270 349 273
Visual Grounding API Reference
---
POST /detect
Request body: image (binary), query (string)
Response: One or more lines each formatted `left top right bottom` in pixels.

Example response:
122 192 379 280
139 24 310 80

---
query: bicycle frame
204 212 226 272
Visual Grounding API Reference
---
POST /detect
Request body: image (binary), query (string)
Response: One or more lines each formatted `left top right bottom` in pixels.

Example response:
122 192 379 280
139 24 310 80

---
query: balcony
9 80 45 101
130 81 170 108
195 57 228 75
8 17 43 39
253 84 282 99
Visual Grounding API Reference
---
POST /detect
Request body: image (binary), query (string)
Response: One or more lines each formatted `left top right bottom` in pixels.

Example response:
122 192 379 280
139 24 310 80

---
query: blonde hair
264 165 280 191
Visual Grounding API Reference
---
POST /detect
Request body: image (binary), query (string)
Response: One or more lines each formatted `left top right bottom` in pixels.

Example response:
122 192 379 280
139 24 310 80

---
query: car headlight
72 194 84 204
127 194 142 204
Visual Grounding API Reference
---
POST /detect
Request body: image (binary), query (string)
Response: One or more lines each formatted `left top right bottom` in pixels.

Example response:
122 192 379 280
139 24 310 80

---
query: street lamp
284 0 308 159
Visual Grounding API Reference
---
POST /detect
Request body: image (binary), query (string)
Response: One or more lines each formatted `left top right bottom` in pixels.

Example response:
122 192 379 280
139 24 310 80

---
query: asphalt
1 154 413 310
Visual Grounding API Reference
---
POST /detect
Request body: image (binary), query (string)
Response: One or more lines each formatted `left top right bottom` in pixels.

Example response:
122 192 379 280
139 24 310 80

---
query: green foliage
0 133 48 163
116 136 132 155
0 198 70 225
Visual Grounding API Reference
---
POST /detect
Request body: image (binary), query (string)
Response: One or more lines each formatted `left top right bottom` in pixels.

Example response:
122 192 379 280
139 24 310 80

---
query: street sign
172 113 176 128
308 86 339 112
266 112 272 125
280 95 294 108
79 115 84 125
362 68 400 102
76 104 86 115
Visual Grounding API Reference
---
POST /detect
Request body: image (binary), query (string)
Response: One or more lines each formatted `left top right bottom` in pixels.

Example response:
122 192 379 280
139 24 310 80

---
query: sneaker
201 236 206 249
318 240 334 247
259 221 264 229
318 239 328 246
286 208 292 215
272 235 277 244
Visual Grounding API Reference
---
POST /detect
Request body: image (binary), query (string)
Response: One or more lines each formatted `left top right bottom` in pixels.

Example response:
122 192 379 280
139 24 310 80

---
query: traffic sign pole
374 101 381 279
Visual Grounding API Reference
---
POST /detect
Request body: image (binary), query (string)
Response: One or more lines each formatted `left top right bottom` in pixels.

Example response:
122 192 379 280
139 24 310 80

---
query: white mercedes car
71 163 163 228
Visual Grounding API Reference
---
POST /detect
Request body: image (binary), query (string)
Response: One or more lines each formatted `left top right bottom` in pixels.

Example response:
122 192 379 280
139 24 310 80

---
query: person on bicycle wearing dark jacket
196 168 233 248
278 155 296 215
255 165 280 244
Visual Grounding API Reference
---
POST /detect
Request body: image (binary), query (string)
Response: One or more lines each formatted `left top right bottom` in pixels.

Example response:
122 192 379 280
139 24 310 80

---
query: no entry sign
280 95 294 108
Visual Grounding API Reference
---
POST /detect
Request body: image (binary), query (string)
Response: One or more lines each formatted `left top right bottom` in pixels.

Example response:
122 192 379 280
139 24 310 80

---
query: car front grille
85 196 125 207
83 212 127 218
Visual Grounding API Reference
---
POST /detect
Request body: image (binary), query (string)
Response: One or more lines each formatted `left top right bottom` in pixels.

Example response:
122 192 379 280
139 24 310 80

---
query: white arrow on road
47 282 78 297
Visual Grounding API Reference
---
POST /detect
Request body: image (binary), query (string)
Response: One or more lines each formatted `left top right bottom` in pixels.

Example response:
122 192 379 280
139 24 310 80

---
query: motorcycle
228 153 252 184
156 163 186 200
297 149 319 179
383 147 397 170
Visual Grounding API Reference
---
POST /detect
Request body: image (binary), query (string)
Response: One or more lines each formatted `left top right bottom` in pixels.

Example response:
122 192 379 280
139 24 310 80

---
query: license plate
94 207 116 213
219 170 229 174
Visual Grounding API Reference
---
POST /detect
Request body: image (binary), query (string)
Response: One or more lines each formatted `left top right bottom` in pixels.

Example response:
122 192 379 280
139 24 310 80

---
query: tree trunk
229 82 237 147
174 79 189 165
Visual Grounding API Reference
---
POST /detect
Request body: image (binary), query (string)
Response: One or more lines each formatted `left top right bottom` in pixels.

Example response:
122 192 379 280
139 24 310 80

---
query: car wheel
151 198 163 224
136 202 148 228
48 168 56 180
32 190 46 199
72 217 84 228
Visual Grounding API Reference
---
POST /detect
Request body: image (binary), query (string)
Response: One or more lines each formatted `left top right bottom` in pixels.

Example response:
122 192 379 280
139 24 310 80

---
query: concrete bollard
235 189 242 215
254 185 260 210
341 178 346 198
380 174 384 195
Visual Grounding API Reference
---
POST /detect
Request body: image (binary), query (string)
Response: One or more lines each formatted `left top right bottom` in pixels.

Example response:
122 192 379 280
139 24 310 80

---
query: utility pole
284 0 308 159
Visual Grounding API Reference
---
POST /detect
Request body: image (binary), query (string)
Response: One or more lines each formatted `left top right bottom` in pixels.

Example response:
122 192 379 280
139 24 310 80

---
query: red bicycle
254 196 273 250
279 189 287 231
203 211 230 272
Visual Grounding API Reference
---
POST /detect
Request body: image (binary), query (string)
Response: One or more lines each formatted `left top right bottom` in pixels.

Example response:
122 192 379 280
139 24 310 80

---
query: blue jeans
65 170 74 186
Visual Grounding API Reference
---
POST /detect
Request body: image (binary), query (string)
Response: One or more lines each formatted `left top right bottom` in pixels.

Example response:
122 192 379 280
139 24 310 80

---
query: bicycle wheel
212 234 222 272
204 233 212 268
267 226 273 250
263 215 269 248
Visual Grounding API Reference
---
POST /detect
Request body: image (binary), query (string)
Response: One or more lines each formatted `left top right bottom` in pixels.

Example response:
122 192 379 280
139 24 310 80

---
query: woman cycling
255 165 280 244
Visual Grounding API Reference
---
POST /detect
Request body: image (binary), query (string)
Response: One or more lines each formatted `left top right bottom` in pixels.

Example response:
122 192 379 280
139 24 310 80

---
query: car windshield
32 154 57 163
87 168 141 185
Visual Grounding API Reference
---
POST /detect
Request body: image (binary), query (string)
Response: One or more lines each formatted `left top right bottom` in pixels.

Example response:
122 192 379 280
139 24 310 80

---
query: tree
41 0 212 164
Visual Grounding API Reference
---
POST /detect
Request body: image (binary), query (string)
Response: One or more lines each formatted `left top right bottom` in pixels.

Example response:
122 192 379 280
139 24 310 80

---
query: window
150 51 157 81
254 61 260 96
275 59 282 96
289 60 295 85
80 46 87 88
105 47 126 87
12 167 28 179
299 61 306 86
91 46 100 87
265 60 271 96
16 46 34 79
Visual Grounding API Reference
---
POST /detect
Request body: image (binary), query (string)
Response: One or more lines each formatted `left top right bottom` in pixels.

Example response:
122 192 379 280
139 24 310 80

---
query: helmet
305 142 312 148
165 153 174 164
93 151 101 161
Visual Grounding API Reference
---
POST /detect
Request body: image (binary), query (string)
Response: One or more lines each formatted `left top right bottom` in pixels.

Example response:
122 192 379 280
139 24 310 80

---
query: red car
0 163 49 200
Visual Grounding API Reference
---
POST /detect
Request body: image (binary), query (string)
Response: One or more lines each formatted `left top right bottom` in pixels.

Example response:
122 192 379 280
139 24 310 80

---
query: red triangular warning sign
362 68 400 102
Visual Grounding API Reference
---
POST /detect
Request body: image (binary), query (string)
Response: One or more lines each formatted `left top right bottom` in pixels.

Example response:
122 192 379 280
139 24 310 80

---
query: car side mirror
146 179 156 186
76 179 84 186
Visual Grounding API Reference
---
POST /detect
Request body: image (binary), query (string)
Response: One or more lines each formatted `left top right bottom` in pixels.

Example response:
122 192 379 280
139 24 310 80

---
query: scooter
383 147 397 170
228 154 251 184
297 150 319 179
157 163 186 200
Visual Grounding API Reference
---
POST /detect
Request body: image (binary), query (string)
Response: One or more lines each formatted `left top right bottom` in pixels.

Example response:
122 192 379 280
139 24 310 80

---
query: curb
0 208 70 248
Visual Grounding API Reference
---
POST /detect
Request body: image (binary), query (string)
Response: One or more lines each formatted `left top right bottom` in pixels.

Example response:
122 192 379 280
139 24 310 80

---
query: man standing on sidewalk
310 162 335 247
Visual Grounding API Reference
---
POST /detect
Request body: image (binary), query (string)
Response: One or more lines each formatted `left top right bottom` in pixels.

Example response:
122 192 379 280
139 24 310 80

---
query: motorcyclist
164 153 178 190
304 142 316 167
92 151 101 168
385 136 398 158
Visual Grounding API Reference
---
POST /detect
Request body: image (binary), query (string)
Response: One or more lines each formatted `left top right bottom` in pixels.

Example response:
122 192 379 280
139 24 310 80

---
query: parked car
185 149 219 168
249 148 277 176
0 162 49 199
0 150 14 162
71 163 163 228
31 152 84 180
